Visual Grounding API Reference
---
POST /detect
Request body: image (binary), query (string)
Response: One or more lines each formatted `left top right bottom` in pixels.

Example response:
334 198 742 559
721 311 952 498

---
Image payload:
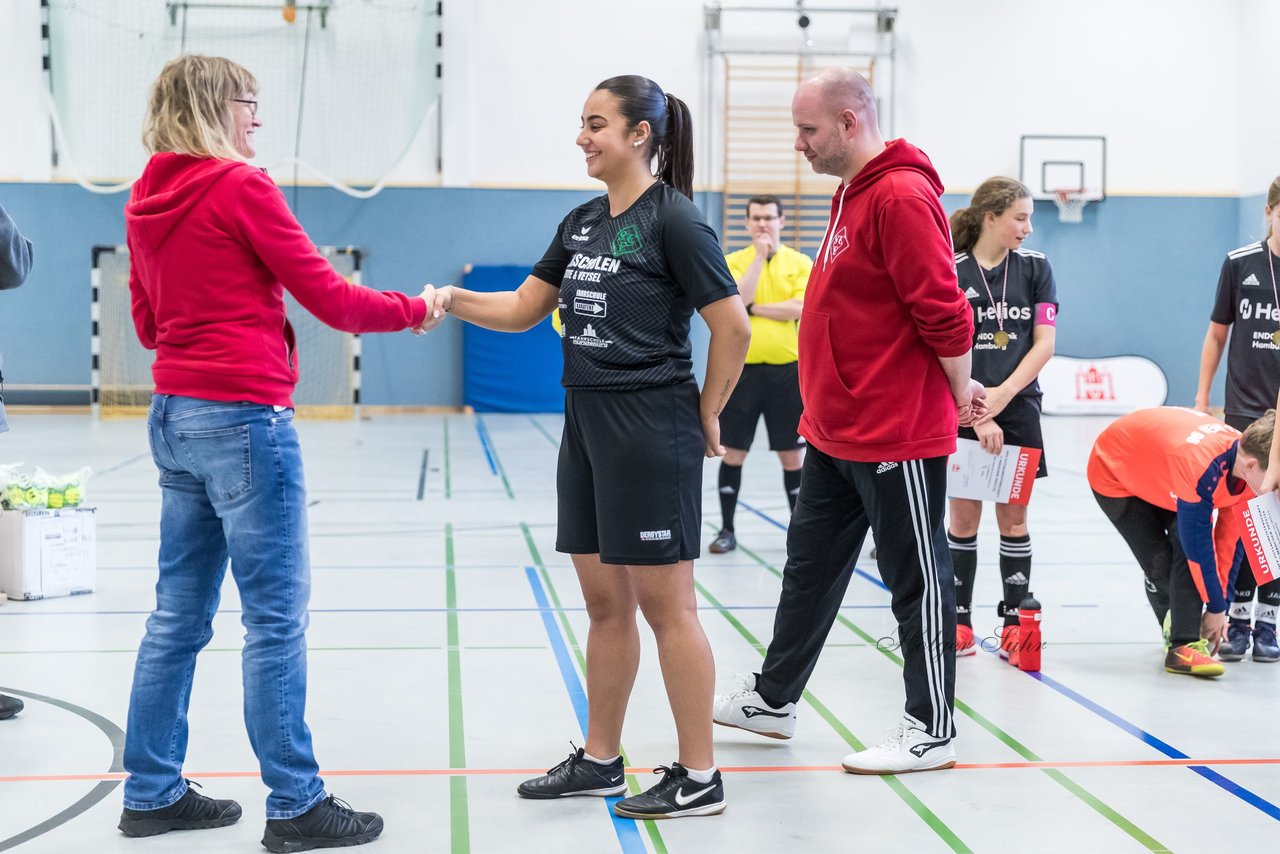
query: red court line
4 757 1280 784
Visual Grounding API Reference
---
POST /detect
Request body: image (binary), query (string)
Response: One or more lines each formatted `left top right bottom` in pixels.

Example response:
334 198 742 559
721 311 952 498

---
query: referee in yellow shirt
710 195 812 553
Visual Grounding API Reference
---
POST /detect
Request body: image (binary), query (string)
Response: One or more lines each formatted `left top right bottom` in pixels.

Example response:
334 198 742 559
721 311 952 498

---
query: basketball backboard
1019 135 1107 202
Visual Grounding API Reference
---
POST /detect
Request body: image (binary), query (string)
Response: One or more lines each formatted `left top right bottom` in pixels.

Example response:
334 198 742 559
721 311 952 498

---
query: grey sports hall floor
2 412 1278 853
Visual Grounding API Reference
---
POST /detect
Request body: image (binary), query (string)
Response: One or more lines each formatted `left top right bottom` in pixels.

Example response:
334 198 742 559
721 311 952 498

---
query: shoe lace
1186 639 1214 657
545 743 583 775
322 796 357 818
872 725 907 750
724 674 756 700
645 765 683 793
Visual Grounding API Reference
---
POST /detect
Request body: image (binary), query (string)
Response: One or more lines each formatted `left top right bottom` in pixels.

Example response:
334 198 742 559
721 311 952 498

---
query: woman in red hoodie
118 55 433 852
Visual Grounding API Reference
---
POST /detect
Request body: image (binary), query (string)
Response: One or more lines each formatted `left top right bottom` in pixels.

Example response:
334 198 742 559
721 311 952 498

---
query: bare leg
572 553 639 759
629 560 714 770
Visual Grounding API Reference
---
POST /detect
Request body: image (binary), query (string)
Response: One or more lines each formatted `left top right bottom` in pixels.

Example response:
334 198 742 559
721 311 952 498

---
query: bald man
715 70 983 774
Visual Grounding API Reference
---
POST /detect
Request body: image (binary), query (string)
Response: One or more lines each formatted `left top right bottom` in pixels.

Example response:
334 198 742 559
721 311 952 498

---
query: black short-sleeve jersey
532 182 738 390
1209 241 1280 420
955 247 1058 398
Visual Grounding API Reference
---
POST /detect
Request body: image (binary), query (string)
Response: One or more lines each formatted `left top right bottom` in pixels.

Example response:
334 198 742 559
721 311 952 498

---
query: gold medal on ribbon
1272 330 1280 346
994 331 1010 349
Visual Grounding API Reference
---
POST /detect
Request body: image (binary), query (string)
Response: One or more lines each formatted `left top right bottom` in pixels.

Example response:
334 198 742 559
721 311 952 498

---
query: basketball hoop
1052 189 1088 224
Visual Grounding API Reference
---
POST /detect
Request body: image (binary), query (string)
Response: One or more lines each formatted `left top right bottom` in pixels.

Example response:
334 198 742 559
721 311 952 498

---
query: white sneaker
712 673 797 739
841 722 956 775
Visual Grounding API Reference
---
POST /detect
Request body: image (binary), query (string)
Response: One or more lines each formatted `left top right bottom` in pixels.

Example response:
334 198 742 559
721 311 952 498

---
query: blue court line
741 500 1280 822
1022 668 1280 821
473 416 499 475
524 567 646 854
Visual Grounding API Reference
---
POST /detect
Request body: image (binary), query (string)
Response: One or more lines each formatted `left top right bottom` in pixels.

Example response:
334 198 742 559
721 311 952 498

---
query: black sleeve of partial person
1034 256 1058 307
661 197 739 309
1209 256 1235 325
0 204 33 290
530 215 572 288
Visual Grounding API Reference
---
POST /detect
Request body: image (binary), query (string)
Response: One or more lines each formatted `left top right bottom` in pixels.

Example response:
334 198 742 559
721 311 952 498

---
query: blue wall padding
461 265 563 413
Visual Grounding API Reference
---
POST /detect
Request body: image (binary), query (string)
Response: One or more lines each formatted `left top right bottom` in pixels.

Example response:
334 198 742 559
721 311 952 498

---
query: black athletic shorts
556 380 704 565
958 393 1048 478
718 362 804 452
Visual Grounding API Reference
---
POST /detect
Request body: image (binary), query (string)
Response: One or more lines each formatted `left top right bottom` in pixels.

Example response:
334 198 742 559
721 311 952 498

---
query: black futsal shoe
117 781 242 837
262 795 383 852
612 763 725 819
709 530 737 553
517 746 627 798
0 694 23 720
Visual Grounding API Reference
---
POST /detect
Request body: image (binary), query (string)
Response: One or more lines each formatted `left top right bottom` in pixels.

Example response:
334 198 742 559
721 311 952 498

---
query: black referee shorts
718 362 804 452
556 380 704 566
958 393 1048 478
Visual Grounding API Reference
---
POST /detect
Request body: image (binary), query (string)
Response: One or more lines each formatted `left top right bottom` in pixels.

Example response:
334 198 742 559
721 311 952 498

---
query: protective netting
94 246 360 419
47 0 439 195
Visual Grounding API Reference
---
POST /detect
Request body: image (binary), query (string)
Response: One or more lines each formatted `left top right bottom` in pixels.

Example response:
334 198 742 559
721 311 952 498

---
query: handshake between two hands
410 284 455 335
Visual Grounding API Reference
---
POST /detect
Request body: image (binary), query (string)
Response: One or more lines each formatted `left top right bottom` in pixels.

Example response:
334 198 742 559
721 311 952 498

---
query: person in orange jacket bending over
1087 407 1274 677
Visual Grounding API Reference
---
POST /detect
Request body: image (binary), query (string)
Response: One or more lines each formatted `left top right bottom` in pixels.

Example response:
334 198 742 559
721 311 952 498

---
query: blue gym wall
0 182 1254 408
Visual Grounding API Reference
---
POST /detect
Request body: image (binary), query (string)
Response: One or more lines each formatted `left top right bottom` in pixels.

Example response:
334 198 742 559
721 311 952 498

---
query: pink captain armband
1034 303 1058 326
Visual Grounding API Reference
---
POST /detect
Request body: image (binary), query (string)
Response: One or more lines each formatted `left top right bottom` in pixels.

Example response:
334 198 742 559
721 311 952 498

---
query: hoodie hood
126 153 245 250
845 139 945 198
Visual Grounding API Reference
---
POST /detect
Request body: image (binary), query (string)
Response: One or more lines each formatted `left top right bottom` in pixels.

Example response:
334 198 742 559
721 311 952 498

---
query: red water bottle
1017 592 1042 672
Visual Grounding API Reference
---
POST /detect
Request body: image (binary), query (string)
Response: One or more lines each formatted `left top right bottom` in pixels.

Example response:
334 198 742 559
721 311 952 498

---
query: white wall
1237 0 1280 194
0 0 1260 194
0 0 51 182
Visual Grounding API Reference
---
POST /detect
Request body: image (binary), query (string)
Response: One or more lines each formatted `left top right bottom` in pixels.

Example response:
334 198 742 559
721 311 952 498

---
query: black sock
999 533 1032 626
718 462 742 532
948 532 978 628
783 468 802 511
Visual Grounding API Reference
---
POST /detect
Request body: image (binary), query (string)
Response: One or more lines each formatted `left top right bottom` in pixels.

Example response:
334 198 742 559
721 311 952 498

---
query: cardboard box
0 507 96 600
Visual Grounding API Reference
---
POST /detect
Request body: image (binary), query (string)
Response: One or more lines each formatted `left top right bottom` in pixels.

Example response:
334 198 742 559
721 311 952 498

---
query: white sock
583 751 619 765
1257 604 1277 625
683 765 716 784
1229 602 1252 621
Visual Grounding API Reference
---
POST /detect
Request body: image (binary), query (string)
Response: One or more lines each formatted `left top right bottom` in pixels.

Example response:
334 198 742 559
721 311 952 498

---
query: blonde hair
1240 410 1276 468
950 177 1031 253
143 55 258 160
1267 176 1280 239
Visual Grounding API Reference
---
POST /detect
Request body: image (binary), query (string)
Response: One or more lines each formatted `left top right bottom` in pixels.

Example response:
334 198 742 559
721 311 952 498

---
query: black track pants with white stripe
758 447 956 740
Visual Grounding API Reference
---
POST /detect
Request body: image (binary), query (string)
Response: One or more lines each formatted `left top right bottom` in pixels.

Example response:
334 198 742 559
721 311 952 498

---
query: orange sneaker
956 625 976 657
999 625 1020 667
1164 640 1225 677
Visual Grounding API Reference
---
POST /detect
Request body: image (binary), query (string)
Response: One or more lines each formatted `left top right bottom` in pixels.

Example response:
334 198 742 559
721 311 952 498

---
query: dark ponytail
594 75 695 200
950 176 1031 252
659 92 693 199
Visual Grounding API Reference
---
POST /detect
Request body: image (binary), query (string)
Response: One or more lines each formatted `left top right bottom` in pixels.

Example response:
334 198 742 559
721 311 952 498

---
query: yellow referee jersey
725 244 812 364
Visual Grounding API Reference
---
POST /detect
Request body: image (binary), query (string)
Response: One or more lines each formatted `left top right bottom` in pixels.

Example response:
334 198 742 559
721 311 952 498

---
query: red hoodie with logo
126 153 427 407
798 139 973 462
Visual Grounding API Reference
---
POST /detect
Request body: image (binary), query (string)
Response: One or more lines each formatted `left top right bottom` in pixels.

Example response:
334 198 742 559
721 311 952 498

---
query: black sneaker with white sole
517 747 627 799
612 764 725 819
117 780 242 837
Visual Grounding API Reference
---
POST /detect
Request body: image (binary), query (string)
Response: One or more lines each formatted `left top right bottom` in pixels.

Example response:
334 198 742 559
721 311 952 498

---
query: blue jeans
123 395 326 819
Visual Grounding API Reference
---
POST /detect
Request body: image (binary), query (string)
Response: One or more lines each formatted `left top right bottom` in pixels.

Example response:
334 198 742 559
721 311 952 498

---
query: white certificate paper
946 438 1042 505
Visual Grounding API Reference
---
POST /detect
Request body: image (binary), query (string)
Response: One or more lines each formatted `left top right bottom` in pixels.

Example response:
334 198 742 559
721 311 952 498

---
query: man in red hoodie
715 69 983 774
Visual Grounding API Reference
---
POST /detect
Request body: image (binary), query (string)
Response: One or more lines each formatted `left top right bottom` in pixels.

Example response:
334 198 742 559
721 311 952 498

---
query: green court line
520 524 669 854
528 415 560 447
692 578 969 853
445 524 469 854
443 416 452 499
728 535 1169 852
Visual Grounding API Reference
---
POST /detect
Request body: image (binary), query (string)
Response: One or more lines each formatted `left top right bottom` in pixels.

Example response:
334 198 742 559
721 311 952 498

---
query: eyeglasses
230 98 258 116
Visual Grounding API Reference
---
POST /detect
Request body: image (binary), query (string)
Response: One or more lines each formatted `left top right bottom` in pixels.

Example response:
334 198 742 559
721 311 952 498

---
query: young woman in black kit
432 75 750 819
